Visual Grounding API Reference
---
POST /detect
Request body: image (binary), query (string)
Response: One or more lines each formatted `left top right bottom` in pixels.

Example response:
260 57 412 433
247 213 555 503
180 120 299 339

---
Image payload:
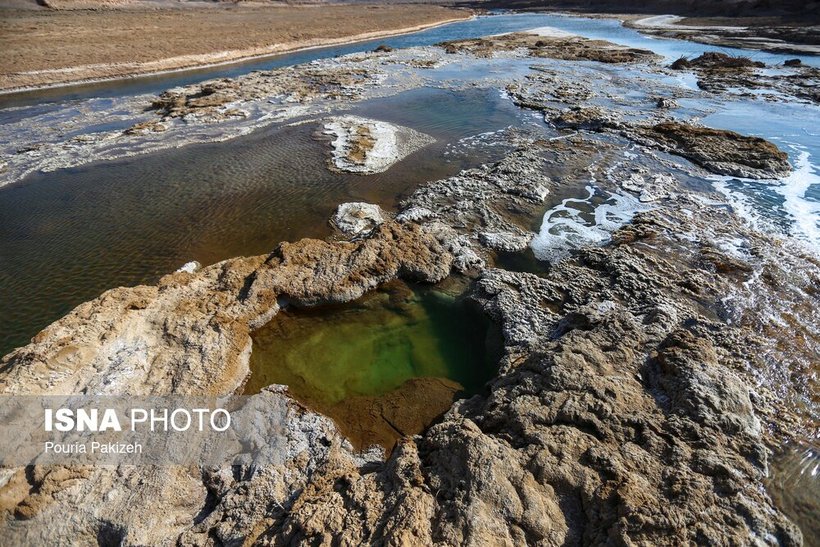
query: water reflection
767 442 820 541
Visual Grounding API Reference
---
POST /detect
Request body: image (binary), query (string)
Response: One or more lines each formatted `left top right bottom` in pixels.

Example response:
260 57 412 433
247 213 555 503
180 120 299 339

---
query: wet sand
0 3 470 92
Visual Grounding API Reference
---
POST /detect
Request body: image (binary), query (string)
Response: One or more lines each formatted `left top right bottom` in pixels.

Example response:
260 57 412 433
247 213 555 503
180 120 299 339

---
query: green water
244 281 499 404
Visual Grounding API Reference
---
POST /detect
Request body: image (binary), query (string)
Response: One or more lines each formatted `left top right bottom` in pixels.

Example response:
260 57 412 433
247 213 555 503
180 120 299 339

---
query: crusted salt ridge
322 115 435 174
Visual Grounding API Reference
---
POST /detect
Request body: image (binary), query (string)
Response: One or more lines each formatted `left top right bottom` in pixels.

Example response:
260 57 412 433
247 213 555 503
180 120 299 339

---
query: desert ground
0 2 470 91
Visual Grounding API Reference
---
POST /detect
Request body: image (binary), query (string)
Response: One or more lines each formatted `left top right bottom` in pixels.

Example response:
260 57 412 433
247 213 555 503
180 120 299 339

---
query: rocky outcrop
629 121 792 179
1 27 817 546
440 32 660 64
671 51 765 70
669 52 820 104
331 202 385 236
508 79 792 179
2 137 817 544
260 179 818 544
0 221 452 398
0 218 459 544
245 197 812 546
551 105 621 131
149 65 378 123
404 147 551 239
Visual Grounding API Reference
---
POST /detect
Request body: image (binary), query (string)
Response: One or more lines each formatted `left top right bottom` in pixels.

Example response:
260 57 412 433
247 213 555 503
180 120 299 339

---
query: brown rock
632 121 791 179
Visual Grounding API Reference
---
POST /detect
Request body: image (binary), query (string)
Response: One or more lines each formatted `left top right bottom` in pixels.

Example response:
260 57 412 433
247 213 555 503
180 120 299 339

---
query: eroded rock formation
630 121 792 179
440 32 660 64
508 82 793 179
1 27 817 547
2 136 816 544
669 52 820 104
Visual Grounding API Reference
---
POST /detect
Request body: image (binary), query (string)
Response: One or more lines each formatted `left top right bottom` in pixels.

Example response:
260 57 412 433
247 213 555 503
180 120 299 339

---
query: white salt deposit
524 26 578 39
530 185 651 262
176 261 200 274
322 115 434 174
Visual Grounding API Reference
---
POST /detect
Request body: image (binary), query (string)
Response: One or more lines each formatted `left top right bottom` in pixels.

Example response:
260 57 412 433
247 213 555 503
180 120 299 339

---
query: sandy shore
0 4 471 93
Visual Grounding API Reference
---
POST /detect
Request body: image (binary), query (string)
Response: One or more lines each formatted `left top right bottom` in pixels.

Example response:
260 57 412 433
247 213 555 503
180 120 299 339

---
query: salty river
1 10 817 536
1 12 818 355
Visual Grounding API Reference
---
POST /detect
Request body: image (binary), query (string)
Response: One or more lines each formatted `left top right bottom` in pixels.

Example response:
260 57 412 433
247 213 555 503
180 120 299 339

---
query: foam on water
530 184 651 262
711 148 820 252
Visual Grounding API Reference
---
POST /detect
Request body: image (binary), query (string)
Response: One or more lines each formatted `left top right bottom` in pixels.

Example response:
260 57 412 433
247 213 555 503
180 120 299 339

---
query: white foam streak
711 149 820 252
531 185 651 262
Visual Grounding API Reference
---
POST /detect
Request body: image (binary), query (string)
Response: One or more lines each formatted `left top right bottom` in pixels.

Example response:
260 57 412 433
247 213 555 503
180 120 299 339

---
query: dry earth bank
0 3 469 91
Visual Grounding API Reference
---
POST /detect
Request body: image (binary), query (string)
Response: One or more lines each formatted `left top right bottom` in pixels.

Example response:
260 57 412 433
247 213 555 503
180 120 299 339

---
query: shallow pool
244 280 500 449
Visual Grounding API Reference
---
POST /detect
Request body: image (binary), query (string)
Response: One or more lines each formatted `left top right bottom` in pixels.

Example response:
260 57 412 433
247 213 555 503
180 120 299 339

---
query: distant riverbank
0 4 471 93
